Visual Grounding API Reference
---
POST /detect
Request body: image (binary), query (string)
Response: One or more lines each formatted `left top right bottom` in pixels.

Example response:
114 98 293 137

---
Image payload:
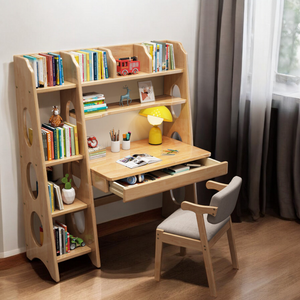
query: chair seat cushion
158 208 230 241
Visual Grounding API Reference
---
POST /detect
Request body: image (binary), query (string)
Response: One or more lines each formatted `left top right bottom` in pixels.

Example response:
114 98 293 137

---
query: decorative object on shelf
116 56 140 76
61 174 75 205
49 106 64 127
138 81 155 103
87 136 98 148
69 235 85 250
119 85 132 106
139 106 173 145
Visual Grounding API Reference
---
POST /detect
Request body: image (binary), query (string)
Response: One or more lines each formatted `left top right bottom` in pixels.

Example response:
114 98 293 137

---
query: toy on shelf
119 85 132 106
116 56 140 76
87 136 98 148
69 235 85 250
49 106 64 127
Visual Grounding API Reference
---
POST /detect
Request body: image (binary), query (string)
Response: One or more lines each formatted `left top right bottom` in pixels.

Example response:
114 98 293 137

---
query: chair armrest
181 201 218 216
206 180 227 191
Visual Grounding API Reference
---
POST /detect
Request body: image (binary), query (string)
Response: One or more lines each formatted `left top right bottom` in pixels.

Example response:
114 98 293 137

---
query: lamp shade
139 106 173 122
139 106 173 145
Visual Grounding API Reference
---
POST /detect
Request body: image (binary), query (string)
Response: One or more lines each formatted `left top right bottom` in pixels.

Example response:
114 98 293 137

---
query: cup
111 140 120 153
122 140 130 150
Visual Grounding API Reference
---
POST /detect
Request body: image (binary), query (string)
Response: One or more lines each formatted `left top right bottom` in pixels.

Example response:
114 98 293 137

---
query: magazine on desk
116 154 161 169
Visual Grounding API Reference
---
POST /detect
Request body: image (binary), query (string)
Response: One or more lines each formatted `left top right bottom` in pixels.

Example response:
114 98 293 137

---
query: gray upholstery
207 176 242 224
158 209 230 241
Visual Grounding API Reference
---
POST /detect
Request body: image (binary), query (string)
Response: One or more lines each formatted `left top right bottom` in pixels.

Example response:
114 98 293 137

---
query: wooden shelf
36 81 77 94
70 95 186 121
81 69 183 87
45 154 84 167
57 245 92 263
52 198 88 218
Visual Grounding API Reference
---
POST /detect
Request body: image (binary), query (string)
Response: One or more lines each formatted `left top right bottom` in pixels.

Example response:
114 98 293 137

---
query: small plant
62 174 72 189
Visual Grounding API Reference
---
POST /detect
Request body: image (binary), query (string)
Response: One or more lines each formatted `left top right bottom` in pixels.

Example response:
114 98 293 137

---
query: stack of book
162 164 190 175
83 92 108 114
142 41 176 73
24 53 64 88
47 181 64 212
70 49 109 82
41 121 79 161
53 220 70 256
88 145 106 160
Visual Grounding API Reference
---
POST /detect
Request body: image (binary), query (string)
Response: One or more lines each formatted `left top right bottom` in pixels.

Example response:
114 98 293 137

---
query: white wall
0 0 200 257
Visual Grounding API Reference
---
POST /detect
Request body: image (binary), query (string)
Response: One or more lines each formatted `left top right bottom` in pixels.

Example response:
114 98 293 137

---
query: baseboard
0 246 26 259
97 208 162 237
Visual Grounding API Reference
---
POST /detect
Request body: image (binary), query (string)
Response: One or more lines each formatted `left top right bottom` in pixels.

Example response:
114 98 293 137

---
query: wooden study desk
90 137 228 203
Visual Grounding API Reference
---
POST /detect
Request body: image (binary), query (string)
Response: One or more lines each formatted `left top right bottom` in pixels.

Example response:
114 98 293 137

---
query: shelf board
45 154 83 167
57 245 92 263
81 68 184 87
52 198 87 218
69 95 186 121
36 81 76 94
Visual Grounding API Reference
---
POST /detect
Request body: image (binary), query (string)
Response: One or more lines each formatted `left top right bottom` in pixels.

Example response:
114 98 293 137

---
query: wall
0 0 200 257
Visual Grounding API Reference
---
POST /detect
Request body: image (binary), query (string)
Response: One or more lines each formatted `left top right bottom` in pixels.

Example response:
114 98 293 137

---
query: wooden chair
154 176 242 297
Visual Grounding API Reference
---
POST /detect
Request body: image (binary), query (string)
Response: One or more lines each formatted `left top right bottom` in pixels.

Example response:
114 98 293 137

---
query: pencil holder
122 140 130 150
111 141 120 153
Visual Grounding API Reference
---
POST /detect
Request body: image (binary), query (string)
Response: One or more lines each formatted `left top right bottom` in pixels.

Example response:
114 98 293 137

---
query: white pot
62 187 75 205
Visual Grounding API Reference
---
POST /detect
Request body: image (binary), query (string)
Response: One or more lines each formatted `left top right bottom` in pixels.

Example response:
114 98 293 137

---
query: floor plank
1 214 300 299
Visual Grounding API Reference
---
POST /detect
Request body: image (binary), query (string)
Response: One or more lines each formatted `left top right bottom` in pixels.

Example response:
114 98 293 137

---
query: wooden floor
1 214 300 300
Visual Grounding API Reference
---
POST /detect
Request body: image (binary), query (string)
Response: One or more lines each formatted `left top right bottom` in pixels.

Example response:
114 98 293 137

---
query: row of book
83 92 108 114
24 53 64 88
142 41 176 73
41 122 79 161
70 49 109 82
89 145 106 160
48 181 64 213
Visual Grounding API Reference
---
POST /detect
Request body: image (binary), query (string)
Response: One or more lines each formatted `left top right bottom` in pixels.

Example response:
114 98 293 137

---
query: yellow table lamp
139 106 173 145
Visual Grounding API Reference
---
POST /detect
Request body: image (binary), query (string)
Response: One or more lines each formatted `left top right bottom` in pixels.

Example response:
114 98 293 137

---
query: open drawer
109 158 228 202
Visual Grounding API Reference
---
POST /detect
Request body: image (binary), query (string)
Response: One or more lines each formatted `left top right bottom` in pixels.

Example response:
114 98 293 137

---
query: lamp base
149 125 162 145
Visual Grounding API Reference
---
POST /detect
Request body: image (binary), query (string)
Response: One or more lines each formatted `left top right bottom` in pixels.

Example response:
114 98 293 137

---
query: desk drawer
109 158 228 202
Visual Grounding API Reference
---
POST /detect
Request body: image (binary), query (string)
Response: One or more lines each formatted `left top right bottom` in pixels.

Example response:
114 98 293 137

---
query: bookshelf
13 40 197 282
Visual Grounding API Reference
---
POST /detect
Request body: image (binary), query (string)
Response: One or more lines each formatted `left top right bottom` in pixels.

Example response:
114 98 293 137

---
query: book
84 105 108 114
53 183 64 210
151 41 167 71
80 50 93 81
70 51 84 82
101 50 109 78
53 226 60 256
77 51 87 82
87 48 103 80
82 92 105 103
55 221 69 253
48 181 55 212
48 53 62 85
142 42 156 72
63 124 71 157
116 154 161 169
83 49 98 80
64 122 79 155
32 54 47 87
41 127 53 160
57 126 64 159
41 129 48 161
39 53 54 86
42 123 59 160
23 55 38 88
168 164 190 173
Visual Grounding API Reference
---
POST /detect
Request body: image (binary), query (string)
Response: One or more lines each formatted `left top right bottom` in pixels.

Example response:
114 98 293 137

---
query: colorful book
63 124 71 157
64 122 79 155
55 221 69 253
42 123 59 159
87 48 103 80
84 49 98 80
84 105 108 114
53 183 63 210
57 127 64 159
53 226 60 256
77 51 87 82
48 53 62 85
41 127 53 160
32 54 47 87
39 53 54 86
41 129 48 161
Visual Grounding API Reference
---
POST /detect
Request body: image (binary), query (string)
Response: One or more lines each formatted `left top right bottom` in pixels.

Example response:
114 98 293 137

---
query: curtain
195 0 300 220
194 0 244 210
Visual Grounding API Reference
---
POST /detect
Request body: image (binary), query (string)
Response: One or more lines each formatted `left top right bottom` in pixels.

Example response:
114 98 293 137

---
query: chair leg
202 245 217 297
155 229 164 281
180 247 186 256
227 219 239 269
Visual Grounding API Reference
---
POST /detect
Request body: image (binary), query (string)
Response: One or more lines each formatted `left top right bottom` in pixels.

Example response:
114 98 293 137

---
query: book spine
58 127 64 159
103 51 108 78
52 56 56 86
70 126 75 156
67 232 70 253
60 57 64 84
41 130 48 161
93 52 98 80
84 106 108 113
53 226 60 256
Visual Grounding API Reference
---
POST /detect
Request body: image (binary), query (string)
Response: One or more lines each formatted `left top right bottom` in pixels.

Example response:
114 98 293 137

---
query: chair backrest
207 176 242 224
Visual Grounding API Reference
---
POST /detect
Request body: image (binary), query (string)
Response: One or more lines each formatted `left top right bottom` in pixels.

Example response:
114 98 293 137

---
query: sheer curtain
239 0 283 219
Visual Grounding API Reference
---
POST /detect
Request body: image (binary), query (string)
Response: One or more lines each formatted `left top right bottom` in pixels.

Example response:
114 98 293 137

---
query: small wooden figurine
49 106 64 127
119 85 132 106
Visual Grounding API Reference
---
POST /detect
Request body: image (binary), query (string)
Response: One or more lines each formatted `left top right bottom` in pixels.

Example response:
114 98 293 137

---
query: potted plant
61 174 75 204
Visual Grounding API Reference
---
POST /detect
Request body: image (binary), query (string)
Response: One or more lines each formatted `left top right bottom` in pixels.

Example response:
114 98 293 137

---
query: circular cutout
170 85 182 118
23 108 33 147
27 162 38 199
31 212 43 246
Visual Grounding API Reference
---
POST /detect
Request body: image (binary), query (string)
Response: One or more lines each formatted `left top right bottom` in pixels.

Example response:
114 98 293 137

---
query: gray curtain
267 98 300 219
194 0 244 211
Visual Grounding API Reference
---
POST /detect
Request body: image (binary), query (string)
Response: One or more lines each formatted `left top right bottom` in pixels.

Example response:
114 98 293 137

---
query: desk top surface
90 137 211 181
